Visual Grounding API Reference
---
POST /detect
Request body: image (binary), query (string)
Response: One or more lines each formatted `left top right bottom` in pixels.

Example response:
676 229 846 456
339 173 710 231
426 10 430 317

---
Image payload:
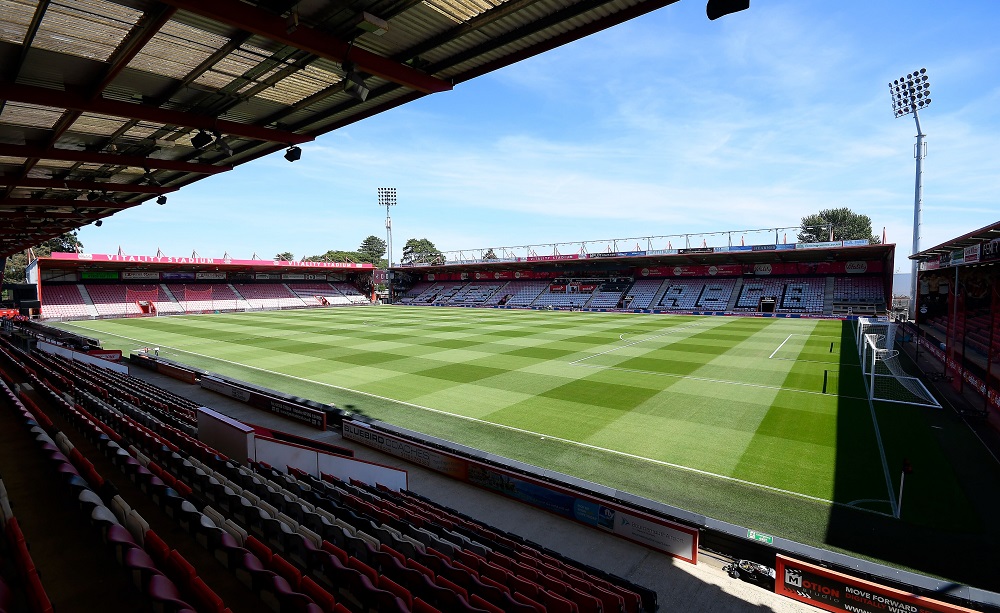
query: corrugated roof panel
0 0 36 45
121 122 161 140
69 113 127 136
0 102 64 129
193 44 266 90
256 64 342 105
33 159 76 169
128 19 230 80
33 0 143 62
422 0 509 24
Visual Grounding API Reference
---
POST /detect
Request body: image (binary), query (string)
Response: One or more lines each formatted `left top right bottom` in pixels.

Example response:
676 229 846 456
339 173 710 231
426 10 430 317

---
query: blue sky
78 0 1000 274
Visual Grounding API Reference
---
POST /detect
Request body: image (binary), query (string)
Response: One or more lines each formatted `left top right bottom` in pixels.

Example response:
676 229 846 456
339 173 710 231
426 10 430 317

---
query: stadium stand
0 332 658 613
40 284 95 319
86 284 179 318
735 277 828 313
447 282 506 305
331 283 371 305
397 282 432 304
586 280 633 309
287 282 345 306
167 284 243 313
531 282 595 309
832 276 886 314
232 284 307 310
487 281 548 307
623 279 666 309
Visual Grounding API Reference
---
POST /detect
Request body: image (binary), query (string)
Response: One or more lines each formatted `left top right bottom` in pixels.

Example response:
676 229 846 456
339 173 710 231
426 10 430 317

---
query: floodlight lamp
95 220 103 227
191 129 214 150
284 145 302 162
156 195 167 205
342 62 370 102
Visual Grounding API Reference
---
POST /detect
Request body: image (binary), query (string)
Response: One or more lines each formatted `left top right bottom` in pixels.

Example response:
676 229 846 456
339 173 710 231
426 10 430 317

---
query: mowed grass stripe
54 309 877 503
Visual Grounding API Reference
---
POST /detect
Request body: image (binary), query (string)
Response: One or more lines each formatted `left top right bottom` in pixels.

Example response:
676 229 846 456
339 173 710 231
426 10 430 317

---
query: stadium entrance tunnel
825 320 1000 590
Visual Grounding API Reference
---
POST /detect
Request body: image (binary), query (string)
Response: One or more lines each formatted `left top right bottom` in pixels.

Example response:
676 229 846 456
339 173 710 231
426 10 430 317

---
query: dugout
910 220 1000 425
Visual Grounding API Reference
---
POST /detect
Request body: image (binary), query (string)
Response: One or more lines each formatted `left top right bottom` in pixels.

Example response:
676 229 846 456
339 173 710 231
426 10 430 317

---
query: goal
182 285 215 313
856 317 940 407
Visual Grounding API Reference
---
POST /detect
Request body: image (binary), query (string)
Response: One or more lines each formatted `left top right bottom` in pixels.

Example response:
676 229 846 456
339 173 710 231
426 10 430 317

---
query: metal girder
0 145 232 174
0 198 137 210
158 0 452 94
0 178 176 195
0 81 313 145
0 211 103 220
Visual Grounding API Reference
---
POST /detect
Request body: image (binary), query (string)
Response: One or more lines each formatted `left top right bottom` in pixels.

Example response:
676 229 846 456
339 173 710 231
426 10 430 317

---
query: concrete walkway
129 365 817 612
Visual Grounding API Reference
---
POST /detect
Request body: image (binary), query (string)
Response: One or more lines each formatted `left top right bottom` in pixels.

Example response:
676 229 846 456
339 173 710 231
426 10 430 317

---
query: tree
304 250 359 263
274 251 295 261
798 208 881 244
3 231 83 283
357 236 387 265
401 238 443 265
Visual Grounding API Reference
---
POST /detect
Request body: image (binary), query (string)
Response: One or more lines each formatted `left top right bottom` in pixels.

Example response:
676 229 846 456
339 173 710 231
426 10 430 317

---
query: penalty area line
59 321 885 516
769 334 794 359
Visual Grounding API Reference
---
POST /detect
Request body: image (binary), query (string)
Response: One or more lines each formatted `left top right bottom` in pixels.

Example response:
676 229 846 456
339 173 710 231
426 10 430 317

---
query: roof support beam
0 145 231 175
0 178 175 195
158 0 452 94
0 81 313 145
0 198 137 211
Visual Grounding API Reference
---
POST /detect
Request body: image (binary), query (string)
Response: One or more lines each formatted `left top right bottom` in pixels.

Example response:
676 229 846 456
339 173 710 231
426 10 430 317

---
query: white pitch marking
59 321 885 515
769 334 795 359
569 362 870 402
570 320 712 365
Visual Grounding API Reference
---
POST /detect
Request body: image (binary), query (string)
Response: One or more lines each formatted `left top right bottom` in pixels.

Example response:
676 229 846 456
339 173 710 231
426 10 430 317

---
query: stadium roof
400 242 896 272
0 0 685 258
909 220 1000 261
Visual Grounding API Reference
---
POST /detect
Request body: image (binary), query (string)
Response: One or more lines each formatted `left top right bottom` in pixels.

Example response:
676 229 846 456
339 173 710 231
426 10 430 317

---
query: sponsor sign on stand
843 239 871 247
751 244 776 252
844 261 868 274
950 250 965 266
964 244 980 264
342 422 468 479
195 271 227 280
796 241 843 250
48 252 373 269
677 247 714 255
775 555 978 613
982 237 1000 262
162 272 196 280
754 263 773 275
122 271 160 279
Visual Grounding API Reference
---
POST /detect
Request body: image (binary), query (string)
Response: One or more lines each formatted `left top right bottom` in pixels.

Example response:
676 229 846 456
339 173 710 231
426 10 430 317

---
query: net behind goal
856 317 940 408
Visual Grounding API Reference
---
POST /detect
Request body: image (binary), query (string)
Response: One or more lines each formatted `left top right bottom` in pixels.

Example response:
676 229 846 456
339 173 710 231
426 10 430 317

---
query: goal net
182 285 215 313
125 286 159 316
856 317 940 407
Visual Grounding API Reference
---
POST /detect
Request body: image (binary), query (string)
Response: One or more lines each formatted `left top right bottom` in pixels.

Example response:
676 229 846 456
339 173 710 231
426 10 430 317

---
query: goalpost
856 317 940 408
182 285 215 313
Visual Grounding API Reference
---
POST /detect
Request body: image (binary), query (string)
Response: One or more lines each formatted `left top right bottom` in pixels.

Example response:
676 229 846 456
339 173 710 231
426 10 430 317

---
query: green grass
53 306 1000 588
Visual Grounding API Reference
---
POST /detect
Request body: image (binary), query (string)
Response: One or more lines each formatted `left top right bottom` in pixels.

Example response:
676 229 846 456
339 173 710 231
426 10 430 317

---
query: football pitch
54 306 1000 583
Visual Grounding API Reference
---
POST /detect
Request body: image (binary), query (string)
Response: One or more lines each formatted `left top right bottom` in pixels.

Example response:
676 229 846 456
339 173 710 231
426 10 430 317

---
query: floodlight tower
378 187 396 301
889 68 931 320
